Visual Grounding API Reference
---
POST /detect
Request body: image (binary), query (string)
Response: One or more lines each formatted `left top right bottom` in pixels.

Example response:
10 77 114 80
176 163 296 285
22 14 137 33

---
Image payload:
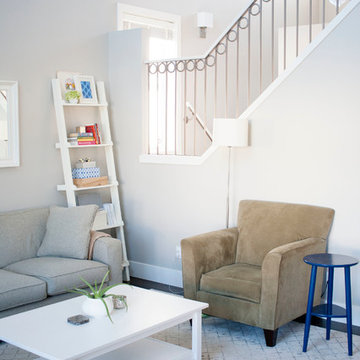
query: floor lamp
213 118 248 228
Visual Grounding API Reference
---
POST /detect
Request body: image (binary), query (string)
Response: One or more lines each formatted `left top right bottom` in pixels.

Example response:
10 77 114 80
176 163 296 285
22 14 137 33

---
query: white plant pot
81 296 114 318
67 98 79 104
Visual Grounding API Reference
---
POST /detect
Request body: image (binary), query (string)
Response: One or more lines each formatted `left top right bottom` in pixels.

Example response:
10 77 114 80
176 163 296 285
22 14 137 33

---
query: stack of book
85 124 101 144
68 124 101 145
67 133 78 145
77 132 96 145
103 203 117 225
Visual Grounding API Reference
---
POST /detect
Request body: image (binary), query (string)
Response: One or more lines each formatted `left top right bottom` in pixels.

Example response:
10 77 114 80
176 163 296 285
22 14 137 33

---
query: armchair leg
263 329 278 347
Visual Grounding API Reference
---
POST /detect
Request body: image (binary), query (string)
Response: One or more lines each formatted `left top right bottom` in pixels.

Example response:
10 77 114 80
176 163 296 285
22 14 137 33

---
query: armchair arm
259 237 326 330
181 228 238 299
93 237 123 284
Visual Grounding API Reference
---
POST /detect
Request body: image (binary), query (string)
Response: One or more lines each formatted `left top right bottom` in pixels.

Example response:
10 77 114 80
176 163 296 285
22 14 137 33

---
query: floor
1 314 359 359
1 278 359 359
154 317 360 359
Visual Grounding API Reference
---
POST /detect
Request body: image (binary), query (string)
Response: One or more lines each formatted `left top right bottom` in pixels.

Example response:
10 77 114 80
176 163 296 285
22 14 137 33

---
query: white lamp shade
213 118 248 147
197 12 214 28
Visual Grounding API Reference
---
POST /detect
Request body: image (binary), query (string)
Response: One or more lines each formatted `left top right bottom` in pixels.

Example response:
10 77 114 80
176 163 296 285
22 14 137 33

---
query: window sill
139 146 218 165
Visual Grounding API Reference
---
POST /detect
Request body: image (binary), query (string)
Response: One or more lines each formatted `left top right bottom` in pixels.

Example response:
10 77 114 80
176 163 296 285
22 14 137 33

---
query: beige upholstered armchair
181 200 334 346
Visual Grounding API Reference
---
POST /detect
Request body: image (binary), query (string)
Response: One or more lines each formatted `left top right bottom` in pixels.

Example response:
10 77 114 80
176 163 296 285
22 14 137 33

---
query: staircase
144 0 350 160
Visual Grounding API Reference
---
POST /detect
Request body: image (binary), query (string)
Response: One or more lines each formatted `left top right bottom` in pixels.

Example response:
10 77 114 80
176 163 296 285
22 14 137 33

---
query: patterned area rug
1 317 359 359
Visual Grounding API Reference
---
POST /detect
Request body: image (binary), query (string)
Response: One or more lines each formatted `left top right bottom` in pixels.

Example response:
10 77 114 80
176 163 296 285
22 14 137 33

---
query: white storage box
72 167 100 179
75 161 96 169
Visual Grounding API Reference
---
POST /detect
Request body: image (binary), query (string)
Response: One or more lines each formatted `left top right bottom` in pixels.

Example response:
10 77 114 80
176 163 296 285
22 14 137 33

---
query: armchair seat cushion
200 263 261 303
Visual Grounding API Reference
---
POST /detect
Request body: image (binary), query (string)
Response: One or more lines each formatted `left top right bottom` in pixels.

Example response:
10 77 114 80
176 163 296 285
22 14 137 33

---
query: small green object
68 270 128 323
65 90 81 102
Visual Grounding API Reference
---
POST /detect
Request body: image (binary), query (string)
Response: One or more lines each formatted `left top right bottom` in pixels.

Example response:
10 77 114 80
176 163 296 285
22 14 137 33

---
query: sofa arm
93 237 123 284
181 227 238 300
259 237 326 330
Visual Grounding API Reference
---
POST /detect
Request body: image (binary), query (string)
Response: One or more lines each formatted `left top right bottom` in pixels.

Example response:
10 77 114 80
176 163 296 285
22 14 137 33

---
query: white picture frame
56 71 80 99
74 75 98 104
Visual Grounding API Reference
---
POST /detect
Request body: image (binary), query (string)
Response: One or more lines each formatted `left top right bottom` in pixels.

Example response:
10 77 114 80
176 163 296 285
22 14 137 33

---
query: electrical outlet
176 245 182 259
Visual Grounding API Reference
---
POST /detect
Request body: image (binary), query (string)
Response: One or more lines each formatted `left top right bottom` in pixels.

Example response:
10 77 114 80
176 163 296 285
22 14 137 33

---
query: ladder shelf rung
92 222 124 231
55 142 113 149
62 102 108 107
57 182 119 192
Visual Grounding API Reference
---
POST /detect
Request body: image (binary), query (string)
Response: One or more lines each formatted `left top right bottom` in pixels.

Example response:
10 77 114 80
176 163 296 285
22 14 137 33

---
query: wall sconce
197 12 213 38
328 0 347 5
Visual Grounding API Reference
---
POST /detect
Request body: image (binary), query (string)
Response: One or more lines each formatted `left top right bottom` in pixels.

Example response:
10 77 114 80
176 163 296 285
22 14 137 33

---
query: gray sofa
0 206 123 316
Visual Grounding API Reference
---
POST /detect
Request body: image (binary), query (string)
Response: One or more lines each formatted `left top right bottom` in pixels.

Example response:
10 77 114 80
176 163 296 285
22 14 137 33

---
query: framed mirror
0 81 19 167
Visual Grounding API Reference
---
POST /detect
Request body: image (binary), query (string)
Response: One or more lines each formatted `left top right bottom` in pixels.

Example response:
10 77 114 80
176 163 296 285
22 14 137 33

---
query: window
117 4 181 61
117 4 181 154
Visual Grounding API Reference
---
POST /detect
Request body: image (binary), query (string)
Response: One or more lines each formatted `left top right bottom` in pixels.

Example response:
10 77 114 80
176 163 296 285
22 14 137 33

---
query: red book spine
85 125 98 144
78 140 96 145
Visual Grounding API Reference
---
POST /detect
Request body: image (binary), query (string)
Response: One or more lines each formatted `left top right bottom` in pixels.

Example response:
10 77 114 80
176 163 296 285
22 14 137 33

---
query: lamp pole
213 117 248 229
226 146 232 228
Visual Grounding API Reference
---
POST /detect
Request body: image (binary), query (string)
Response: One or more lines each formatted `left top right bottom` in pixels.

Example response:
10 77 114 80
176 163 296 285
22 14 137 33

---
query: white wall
233 2 360 324
0 0 265 211
108 29 229 286
0 0 117 210
0 0 235 284
1 0 359 326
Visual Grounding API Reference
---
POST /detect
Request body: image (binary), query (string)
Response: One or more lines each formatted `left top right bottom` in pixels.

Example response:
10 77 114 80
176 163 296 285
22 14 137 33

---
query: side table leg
303 265 317 352
192 311 202 360
344 266 353 356
326 267 334 340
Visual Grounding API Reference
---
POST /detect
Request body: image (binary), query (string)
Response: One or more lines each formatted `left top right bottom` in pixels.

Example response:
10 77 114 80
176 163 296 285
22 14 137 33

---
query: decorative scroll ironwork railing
146 0 347 156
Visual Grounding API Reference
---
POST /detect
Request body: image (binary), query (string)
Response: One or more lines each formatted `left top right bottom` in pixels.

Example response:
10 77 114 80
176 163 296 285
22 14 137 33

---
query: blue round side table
302 253 358 356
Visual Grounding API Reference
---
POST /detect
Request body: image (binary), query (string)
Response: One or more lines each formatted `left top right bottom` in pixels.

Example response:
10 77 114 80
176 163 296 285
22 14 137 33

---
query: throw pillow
37 205 98 260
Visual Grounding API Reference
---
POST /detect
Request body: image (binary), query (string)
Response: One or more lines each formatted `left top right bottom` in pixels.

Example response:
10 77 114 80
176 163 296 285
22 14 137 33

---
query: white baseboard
329 303 360 327
129 261 183 288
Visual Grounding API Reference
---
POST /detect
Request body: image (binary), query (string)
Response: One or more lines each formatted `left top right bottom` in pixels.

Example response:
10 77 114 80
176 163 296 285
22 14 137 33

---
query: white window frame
117 3 181 59
0 81 19 167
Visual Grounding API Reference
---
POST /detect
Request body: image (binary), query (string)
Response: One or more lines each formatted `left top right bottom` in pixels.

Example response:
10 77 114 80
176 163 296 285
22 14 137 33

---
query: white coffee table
0 285 208 360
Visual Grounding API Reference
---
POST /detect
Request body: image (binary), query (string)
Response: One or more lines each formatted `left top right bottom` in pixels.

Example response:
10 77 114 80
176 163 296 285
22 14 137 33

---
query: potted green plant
65 90 81 104
69 270 128 323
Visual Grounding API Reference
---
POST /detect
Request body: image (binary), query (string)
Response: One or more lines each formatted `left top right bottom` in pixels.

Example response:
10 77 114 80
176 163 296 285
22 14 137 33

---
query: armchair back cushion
236 200 335 266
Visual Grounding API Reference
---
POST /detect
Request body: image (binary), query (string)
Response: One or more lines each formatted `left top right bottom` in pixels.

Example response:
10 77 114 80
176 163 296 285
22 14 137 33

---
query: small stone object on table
302 253 358 356
113 295 127 309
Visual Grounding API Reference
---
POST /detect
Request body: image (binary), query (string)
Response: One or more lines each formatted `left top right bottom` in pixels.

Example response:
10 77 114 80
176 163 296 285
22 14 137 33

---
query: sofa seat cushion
5 257 109 296
0 269 46 311
200 263 262 303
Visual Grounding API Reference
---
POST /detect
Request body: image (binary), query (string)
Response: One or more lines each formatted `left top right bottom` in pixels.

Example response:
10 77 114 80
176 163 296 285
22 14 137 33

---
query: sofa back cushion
0 207 49 268
236 200 335 266
37 205 98 260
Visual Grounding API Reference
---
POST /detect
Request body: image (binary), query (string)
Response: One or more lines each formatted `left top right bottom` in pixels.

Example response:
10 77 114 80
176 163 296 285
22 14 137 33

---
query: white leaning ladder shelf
51 78 130 281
